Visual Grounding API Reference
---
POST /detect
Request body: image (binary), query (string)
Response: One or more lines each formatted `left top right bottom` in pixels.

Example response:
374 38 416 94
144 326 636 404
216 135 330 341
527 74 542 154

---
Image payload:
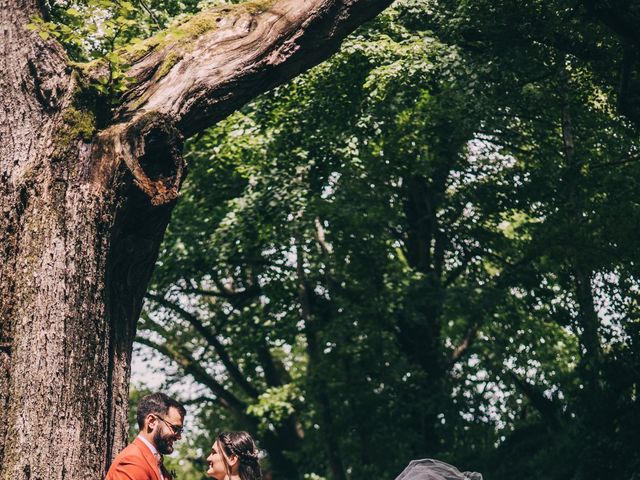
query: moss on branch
125 0 278 64
69 0 279 107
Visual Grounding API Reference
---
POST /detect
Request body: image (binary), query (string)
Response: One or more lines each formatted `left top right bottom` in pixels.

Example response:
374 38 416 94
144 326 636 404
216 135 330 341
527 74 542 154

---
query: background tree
0 1 393 478
138 1 640 479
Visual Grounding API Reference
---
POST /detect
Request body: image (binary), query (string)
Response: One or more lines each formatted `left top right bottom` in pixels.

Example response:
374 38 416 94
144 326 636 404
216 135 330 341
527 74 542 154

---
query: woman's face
206 441 227 479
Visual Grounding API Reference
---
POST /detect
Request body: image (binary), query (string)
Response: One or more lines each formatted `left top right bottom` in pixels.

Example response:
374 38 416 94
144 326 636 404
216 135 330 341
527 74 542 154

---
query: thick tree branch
84 0 392 208
108 0 393 137
591 151 640 170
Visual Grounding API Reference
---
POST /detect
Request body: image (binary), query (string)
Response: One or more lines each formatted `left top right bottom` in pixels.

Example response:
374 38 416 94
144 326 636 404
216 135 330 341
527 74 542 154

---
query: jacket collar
133 436 163 480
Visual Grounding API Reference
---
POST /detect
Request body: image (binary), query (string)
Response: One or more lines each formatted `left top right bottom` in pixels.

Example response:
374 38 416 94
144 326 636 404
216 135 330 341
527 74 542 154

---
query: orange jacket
105 437 164 480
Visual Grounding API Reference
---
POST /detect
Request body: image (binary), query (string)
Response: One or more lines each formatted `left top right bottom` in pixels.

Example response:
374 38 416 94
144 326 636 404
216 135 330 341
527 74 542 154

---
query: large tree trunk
0 4 181 477
0 0 392 478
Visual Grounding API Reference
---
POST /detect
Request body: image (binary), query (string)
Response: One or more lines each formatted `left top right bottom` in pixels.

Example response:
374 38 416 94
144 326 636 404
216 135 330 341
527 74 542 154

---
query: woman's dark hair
217 431 262 480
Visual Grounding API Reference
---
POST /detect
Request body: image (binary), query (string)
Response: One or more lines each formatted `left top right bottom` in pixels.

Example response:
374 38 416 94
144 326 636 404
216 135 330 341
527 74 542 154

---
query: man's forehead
166 406 184 423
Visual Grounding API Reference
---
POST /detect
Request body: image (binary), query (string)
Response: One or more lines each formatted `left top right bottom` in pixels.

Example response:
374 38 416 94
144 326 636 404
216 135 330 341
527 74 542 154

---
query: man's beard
153 428 175 455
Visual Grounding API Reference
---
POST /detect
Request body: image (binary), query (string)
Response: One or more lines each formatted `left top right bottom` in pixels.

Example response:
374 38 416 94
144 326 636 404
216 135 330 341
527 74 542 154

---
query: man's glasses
154 415 184 436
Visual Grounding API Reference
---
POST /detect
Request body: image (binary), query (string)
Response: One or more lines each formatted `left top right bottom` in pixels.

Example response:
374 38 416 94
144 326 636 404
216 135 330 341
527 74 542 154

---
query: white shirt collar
137 434 159 456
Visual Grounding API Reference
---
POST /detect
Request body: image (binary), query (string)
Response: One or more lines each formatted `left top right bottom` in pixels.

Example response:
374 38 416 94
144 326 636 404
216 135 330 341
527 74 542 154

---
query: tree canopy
0 0 393 478
38 0 640 479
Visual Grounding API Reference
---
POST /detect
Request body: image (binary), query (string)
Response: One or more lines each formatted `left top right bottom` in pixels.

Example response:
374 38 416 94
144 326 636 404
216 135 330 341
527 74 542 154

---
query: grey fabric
394 459 483 480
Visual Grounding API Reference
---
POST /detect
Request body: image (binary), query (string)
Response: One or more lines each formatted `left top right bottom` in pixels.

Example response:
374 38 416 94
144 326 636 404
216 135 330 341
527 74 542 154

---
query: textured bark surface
0 0 75 474
103 0 393 136
0 0 392 478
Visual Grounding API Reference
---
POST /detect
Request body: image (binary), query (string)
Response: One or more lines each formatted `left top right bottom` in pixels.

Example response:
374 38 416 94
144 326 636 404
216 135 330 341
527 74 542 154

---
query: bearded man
106 392 186 480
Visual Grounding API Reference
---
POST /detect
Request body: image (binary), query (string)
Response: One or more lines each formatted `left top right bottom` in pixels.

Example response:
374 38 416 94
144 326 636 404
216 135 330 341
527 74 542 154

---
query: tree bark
296 243 347 480
0 0 392 478
560 104 602 395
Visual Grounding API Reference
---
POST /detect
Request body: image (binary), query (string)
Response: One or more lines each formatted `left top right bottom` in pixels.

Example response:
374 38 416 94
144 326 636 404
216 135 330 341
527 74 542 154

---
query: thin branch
475 136 539 158
591 152 640 170
313 217 343 294
181 282 261 308
508 370 561 427
180 287 223 297
443 248 481 287
256 340 290 388
136 335 249 419
314 217 333 257
146 294 260 398
135 0 162 30
180 396 217 406
449 323 479 364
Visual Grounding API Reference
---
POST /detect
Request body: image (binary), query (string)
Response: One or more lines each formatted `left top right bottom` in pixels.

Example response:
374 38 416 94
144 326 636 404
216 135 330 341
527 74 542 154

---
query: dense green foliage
45 0 640 479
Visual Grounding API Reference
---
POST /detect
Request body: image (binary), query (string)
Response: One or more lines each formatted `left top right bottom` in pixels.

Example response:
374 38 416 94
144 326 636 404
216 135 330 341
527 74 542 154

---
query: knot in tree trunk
93 112 185 206
123 112 185 205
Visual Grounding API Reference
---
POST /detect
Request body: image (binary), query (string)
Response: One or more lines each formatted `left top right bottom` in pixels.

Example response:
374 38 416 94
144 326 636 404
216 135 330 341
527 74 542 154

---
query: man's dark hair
136 392 186 430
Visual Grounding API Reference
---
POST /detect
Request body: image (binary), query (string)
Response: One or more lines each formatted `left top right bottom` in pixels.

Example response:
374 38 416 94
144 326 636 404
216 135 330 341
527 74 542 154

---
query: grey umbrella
394 459 483 480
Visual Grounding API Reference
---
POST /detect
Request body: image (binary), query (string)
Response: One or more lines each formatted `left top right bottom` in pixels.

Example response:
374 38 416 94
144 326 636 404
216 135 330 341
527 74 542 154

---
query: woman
206 431 262 480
